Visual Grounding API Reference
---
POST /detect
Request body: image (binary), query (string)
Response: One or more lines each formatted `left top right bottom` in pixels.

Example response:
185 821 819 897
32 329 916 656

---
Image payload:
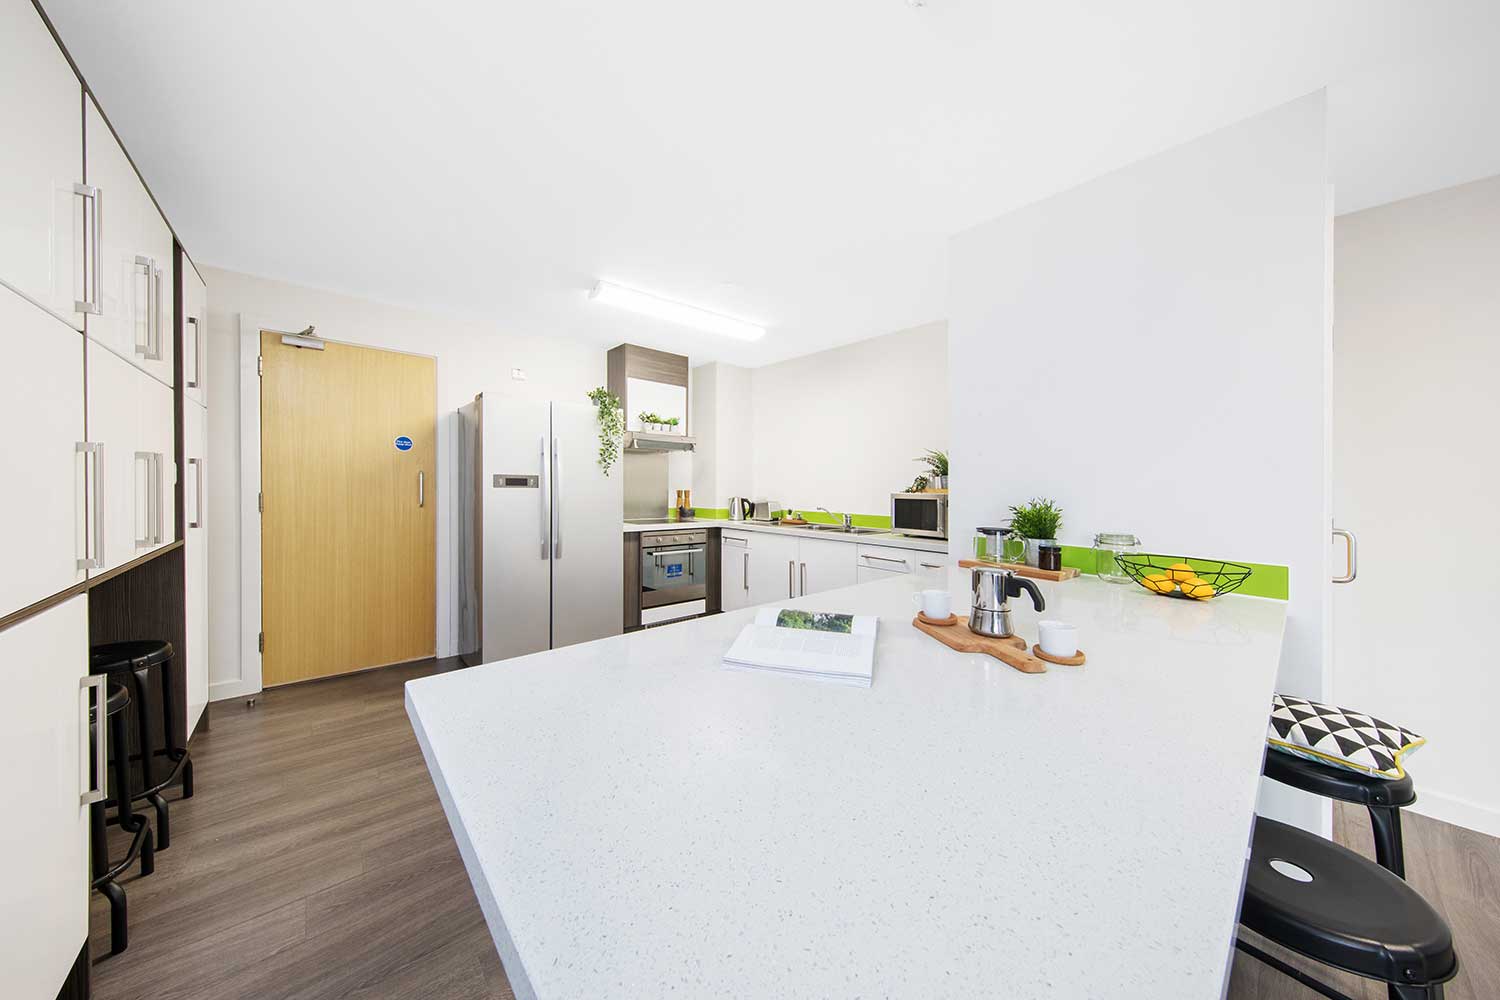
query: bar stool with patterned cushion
1238 816 1457 999
89 640 195 850
92 681 155 956
1264 694 1425 878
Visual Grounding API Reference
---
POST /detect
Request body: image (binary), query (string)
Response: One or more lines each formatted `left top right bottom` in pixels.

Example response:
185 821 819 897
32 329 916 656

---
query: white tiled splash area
947 93 1332 833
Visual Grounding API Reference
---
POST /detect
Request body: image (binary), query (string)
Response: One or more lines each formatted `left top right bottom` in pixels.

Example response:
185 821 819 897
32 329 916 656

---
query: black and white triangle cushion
1267 693 1425 780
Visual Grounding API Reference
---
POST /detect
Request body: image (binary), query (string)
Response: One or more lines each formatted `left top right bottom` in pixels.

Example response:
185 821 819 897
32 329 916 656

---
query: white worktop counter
407 569 1286 1000
622 519 950 554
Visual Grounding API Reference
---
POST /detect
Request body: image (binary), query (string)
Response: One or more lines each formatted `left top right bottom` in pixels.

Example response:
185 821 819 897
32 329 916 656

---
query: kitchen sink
796 523 885 535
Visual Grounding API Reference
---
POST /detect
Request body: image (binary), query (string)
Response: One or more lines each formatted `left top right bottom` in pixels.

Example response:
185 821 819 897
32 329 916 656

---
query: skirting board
1408 787 1500 839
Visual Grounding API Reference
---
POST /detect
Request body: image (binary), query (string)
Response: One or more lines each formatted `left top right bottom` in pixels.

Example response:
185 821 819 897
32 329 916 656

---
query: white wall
202 267 604 697
691 362 754 508
948 94 1331 831
1333 174 1500 835
745 321 948 517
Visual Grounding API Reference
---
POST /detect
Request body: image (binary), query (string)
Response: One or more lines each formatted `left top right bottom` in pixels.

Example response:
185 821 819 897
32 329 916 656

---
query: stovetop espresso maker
968 566 1046 639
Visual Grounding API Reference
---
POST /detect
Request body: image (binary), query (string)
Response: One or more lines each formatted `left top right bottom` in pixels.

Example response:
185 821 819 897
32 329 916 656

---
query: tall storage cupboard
183 260 210 735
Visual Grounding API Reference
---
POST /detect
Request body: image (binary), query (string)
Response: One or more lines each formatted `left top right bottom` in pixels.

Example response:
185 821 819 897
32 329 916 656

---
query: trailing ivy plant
588 387 624 476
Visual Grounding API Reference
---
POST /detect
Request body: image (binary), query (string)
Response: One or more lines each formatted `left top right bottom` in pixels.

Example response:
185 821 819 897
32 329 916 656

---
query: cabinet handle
133 256 153 357
151 265 165 361
188 457 204 528
186 316 201 388
1332 527 1357 583
788 560 794 599
73 184 102 315
76 441 104 569
81 675 107 805
135 451 162 547
800 562 807 596
743 552 749 592
920 562 943 570
862 554 909 567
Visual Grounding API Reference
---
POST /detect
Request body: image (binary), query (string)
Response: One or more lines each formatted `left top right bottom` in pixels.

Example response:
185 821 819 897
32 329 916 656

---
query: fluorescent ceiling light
589 280 766 341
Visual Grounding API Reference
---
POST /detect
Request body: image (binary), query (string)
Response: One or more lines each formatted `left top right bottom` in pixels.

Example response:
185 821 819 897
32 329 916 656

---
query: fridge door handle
551 436 562 559
538 435 549 559
1332 526 1357 583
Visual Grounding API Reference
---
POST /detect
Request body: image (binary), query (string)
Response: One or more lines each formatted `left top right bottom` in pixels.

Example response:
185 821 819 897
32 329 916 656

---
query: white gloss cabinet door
795 536 858 597
137 373 176 553
720 534 750 612
182 262 207 406
86 340 172 571
85 98 174 387
0 596 90 1000
747 531 799 605
0 0 84 329
0 289 87 618
185 402 209 735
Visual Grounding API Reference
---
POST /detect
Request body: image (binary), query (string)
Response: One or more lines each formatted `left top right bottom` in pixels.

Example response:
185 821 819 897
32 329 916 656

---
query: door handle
186 316 201 388
537 435 549 560
801 562 807 597
188 457 204 528
551 436 562 559
788 560 794 599
743 552 749 592
920 562 943 570
150 265 165 360
76 442 104 569
135 451 153 548
1332 527 1357 583
418 470 425 508
73 184 102 315
153 453 165 544
134 256 153 356
81 675 108 805
862 554 909 567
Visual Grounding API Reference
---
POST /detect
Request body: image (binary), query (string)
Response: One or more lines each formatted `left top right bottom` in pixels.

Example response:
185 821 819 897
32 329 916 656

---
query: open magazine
722 607 878 687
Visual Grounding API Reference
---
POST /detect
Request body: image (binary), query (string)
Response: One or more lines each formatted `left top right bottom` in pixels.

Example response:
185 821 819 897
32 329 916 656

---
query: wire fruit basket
1115 553 1253 600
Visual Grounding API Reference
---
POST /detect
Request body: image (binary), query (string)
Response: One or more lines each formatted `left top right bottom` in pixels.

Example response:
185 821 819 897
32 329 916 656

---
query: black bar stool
90 640 195 850
92 682 155 956
1264 748 1415 877
1237 817 1456 1000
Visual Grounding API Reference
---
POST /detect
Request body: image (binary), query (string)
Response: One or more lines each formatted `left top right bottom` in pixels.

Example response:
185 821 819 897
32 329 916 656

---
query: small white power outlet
511 368 528 382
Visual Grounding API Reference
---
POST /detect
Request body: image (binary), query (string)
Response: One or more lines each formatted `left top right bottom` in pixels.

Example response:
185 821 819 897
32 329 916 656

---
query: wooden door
260 333 436 686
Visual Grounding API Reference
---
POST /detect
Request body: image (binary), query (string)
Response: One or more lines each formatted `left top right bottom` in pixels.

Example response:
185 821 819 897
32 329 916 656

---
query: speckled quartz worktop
406 569 1287 1000
622 519 950 554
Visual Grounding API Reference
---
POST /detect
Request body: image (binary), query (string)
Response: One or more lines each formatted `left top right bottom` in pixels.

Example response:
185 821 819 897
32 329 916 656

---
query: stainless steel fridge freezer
456 394 624 665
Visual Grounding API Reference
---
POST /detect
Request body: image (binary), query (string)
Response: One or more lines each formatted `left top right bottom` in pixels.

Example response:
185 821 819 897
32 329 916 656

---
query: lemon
1141 573 1177 594
1181 578 1217 599
1167 562 1197 582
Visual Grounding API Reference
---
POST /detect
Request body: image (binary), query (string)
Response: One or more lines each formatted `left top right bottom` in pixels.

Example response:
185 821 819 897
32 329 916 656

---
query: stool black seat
1239 817 1456 999
92 682 155 956
90 639 194 850
1264 747 1415 876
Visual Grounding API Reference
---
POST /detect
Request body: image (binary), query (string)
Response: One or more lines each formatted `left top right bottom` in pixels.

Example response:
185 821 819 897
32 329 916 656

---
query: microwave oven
890 492 948 539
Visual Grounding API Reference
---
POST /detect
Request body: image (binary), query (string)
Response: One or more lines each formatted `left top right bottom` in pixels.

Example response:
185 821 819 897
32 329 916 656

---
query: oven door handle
649 546 705 559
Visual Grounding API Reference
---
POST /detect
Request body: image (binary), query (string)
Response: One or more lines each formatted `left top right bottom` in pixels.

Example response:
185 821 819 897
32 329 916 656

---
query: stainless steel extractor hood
624 430 696 452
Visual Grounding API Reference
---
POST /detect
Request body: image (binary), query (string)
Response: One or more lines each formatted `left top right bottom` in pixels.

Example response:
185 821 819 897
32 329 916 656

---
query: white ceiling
41 0 1500 367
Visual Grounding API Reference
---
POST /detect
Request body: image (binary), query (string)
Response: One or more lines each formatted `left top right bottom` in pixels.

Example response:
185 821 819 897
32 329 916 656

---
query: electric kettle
969 566 1046 639
727 497 753 521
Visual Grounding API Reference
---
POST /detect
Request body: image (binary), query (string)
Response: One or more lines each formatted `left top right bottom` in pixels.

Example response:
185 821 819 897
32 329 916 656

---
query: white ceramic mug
913 589 952 620
1037 620 1078 657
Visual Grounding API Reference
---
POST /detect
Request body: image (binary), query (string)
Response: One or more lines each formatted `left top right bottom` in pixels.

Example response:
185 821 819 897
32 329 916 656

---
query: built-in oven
890 492 948 539
640 529 708 621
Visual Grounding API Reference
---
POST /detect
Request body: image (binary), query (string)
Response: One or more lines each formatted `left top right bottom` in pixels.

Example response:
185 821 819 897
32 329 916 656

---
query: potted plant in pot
1009 498 1064 571
914 449 949 490
664 416 680 434
638 411 665 432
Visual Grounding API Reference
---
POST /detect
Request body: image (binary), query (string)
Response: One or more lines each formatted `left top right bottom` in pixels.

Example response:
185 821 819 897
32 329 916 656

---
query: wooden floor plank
88 657 1498 999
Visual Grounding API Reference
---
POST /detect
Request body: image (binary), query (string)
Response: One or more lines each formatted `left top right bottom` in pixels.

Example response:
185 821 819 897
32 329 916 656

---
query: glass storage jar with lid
1093 532 1141 583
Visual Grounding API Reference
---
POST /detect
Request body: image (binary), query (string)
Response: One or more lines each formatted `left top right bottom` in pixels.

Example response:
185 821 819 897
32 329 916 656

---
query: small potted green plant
1009 498 1063 570
914 449 949 490
665 416 680 433
638 411 664 432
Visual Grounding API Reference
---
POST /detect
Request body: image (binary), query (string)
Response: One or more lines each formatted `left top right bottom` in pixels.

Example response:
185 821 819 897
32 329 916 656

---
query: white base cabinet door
0 596 90 1000
794 536 858 597
185 402 209 735
0 0 84 330
720 533 751 612
0 289 86 618
747 531 800 606
85 98 174 388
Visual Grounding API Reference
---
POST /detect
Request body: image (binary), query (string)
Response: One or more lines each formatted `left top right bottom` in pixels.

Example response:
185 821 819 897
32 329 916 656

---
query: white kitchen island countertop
406 568 1287 1000
622 518 950 554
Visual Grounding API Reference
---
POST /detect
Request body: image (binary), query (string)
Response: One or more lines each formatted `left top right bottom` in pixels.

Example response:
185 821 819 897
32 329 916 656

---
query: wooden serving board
957 559 1080 582
912 616 1047 674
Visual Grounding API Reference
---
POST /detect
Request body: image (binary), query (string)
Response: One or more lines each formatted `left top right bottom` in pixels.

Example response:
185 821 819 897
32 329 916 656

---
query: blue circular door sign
394 435 413 452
